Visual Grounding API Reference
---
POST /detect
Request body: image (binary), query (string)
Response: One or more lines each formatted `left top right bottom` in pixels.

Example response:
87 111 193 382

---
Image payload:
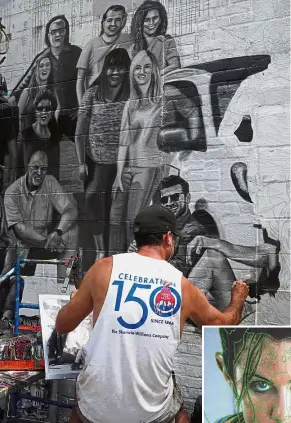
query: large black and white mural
0 0 290 415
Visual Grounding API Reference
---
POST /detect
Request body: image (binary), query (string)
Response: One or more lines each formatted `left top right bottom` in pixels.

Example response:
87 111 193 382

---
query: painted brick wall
0 0 290 418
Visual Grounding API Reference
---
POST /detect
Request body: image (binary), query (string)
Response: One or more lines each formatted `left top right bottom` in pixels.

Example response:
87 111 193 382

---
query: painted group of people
4 1 203 267
1 0 286 321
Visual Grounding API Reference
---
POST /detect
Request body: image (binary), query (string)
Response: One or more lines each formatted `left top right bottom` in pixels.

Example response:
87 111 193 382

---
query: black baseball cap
133 205 183 236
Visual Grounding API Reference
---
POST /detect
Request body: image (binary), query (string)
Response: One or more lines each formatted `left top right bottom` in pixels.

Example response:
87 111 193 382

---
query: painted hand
8 95 17 106
78 163 88 183
112 174 124 200
45 232 66 253
186 236 207 263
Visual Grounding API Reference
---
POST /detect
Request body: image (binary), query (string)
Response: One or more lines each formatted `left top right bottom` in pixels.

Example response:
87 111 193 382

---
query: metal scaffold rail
0 251 79 335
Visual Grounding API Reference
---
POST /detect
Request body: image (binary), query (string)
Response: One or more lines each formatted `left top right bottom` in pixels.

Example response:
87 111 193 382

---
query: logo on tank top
149 281 181 318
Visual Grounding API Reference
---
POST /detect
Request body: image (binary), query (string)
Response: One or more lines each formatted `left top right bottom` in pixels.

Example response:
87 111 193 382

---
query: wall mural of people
129 174 239 310
20 88 61 181
75 48 131 260
11 15 81 142
0 2 289 421
109 49 199 254
76 5 131 105
130 0 181 75
0 1 289 327
4 151 78 285
17 56 58 132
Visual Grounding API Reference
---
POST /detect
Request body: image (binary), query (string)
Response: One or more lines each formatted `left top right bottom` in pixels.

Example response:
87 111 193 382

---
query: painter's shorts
77 372 183 423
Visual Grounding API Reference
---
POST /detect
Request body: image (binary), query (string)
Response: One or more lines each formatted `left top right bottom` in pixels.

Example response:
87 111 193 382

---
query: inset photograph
203 326 291 423
39 294 93 380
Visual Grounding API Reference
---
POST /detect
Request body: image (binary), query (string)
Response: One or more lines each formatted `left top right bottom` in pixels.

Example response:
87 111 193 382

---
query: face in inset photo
203 327 291 423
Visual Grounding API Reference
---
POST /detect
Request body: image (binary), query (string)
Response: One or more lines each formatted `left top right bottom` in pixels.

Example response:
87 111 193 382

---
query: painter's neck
136 246 165 261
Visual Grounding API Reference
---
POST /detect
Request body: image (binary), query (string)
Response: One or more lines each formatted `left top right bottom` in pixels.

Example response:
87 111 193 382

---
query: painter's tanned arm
55 267 94 334
56 257 112 334
182 277 248 326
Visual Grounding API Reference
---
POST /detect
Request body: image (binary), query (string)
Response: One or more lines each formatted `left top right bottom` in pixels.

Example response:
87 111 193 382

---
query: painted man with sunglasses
158 176 253 310
129 175 207 276
129 176 239 309
157 175 207 277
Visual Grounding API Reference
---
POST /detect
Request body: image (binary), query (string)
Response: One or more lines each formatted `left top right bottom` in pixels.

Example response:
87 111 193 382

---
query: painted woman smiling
130 0 180 75
215 328 291 423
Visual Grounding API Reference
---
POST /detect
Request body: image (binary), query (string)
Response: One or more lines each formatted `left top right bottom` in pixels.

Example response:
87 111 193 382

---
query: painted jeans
109 166 162 255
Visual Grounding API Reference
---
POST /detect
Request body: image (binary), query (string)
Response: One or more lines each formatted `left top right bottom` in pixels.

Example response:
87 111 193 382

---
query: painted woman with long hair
130 0 180 75
18 56 59 131
20 88 61 180
75 48 131 259
110 49 198 254
213 327 291 423
11 15 81 141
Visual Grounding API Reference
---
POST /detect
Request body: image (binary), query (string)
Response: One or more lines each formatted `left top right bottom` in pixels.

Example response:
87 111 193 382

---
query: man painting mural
11 15 81 141
54 205 249 423
76 5 131 105
4 151 78 284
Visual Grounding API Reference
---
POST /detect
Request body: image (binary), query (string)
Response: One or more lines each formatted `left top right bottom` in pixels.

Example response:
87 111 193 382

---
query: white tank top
77 252 182 423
